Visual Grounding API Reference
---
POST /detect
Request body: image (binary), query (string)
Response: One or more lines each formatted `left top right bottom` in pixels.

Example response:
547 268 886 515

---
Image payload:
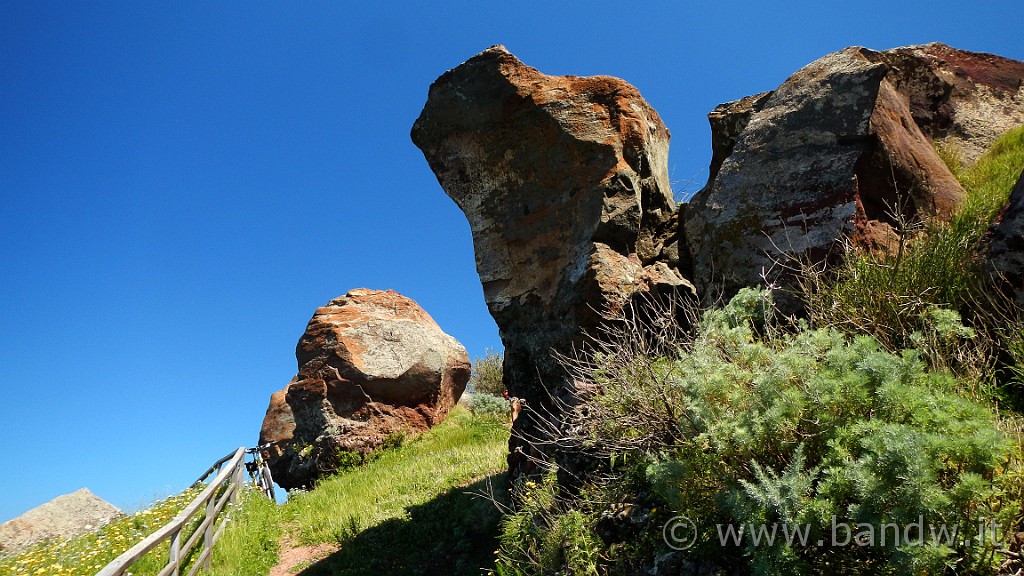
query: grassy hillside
0 405 508 576
0 486 204 576
6 128 1020 576
205 404 510 576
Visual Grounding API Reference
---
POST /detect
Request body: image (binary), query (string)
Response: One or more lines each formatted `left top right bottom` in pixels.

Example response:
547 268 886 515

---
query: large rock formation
882 43 1024 164
409 42 1023 479
686 44 1024 306
259 288 470 489
989 171 1024 306
0 488 122 556
411 45 692 475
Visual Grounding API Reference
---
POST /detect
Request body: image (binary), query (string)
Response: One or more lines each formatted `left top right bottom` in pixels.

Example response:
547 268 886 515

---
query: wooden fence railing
95 447 249 576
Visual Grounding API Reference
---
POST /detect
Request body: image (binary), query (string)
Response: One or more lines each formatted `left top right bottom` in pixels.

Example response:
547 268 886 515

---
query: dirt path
268 531 338 576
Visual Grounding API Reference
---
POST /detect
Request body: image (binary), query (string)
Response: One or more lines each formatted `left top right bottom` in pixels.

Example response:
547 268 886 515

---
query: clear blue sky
1 1 1020 522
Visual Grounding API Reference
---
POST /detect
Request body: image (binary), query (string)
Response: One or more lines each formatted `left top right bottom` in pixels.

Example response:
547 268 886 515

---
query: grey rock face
687 48 892 306
684 45 996 308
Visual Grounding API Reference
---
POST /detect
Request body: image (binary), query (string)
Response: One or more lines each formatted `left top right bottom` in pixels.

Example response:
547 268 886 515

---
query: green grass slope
205 405 511 576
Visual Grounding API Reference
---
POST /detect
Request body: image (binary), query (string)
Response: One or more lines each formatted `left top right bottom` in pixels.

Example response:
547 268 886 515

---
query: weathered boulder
685 43 1024 306
411 46 693 475
882 43 1024 164
988 171 1024 306
259 288 470 490
0 488 122 556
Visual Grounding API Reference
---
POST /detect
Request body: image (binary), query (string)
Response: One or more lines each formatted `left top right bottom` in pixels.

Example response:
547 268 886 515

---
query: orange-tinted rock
259 289 470 490
411 46 693 476
854 78 966 241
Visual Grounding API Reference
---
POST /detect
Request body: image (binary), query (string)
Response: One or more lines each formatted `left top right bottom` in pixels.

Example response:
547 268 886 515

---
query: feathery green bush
495 289 1021 576
469 392 510 418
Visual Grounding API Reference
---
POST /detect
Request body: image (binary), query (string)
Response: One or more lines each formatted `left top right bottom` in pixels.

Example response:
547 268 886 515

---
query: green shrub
469 392 509 419
496 289 1021 575
495 472 601 576
332 448 366 471
470 349 505 395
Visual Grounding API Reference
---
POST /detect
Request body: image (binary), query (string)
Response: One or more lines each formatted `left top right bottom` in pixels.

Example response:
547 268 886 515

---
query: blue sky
1 1 1020 522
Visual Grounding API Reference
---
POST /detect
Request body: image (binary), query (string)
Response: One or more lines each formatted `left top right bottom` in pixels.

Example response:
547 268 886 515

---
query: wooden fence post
94 447 257 576
230 458 244 505
202 489 216 571
168 528 181 576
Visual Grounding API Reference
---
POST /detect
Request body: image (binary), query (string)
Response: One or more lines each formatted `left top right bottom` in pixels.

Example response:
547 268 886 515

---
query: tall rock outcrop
0 488 122 556
411 46 692 475
259 288 470 490
686 44 1024 306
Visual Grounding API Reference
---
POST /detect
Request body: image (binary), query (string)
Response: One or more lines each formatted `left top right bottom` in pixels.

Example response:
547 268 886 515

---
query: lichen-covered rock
706 91 772 184
259 289 470 490
685 43 1024 308
683 45 1010 308
411 46 693 476
0 489 122 556
882 43 1024 164
988 171 1024 306
687 48 887 305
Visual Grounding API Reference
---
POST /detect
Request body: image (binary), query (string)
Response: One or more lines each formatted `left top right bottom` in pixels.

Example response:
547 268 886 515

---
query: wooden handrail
95 447 248 576
191 448 241 487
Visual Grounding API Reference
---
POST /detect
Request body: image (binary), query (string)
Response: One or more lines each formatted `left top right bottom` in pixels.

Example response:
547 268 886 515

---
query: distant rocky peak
0 487 123 556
